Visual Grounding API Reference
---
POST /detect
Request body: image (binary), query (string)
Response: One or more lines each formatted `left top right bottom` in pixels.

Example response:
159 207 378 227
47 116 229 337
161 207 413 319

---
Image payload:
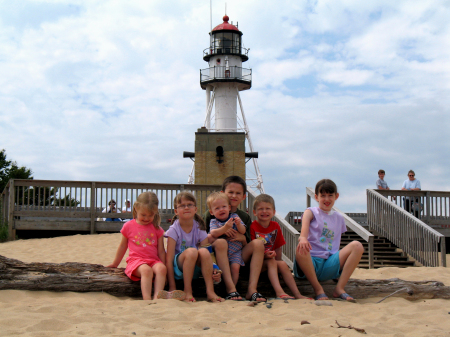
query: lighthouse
184 15 264 194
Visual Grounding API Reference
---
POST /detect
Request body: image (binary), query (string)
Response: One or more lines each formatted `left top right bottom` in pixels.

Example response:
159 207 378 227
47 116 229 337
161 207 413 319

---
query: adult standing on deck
401 170 421 218
102 199 122 221
122 200 132 213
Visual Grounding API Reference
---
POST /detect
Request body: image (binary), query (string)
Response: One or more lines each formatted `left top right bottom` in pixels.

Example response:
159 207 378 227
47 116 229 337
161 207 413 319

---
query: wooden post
368 235 374 269
8 180 15 240
425 191 431 225
1 186 5 228
90 182 96 234
440 237 447 267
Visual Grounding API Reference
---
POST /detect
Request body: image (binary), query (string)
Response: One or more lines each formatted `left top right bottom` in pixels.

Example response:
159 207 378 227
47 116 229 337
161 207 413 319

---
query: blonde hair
206 191 229 211
132 191 161 229
253 194 276 210
172 191 206 230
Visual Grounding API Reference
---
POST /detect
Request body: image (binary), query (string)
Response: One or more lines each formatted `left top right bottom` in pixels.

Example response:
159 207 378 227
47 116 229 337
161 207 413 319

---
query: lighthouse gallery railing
203 46 250 59
200 66 251 83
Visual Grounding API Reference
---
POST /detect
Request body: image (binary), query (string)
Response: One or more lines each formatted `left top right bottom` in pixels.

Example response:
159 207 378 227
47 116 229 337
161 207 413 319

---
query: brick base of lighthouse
194 127 246 185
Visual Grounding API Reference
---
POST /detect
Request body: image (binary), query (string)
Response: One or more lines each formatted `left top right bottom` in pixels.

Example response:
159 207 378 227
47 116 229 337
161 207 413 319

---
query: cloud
0 0 449 217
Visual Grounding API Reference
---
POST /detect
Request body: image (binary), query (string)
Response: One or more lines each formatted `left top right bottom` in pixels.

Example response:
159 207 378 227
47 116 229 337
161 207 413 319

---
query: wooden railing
285 212 367 227
367 189 446 267
246 187 301 269
375 189 450 227
285 188 375 268
1 179 221 240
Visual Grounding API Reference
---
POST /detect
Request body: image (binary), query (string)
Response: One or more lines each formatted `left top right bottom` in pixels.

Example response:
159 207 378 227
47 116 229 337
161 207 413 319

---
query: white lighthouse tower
185 15 264 193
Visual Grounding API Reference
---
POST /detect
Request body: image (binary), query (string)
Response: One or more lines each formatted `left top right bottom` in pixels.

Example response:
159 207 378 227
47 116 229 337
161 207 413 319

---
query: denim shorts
293 251 341 282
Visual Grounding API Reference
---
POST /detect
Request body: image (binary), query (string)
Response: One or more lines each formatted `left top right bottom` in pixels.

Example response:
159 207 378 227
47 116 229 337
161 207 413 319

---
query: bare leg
276 260 307 299
151 263 167 300
134 264 154 300
177 248 199 301
295 250 327 299
242 239 265 301
197 248 224 302
213 239 241 299
264 259 289 298
333 241 364 300
230 263 240 285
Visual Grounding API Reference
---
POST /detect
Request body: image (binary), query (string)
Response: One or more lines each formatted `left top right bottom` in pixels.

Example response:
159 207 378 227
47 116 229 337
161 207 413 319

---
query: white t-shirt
402 179 421 190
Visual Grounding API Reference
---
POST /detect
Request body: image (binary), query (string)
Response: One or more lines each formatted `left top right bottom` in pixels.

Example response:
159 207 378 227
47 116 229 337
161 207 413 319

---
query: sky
1 0 449 216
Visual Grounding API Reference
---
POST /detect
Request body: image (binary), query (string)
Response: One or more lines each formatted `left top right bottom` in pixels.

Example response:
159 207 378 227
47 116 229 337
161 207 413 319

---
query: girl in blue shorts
294 179 364 302
165 191 224 303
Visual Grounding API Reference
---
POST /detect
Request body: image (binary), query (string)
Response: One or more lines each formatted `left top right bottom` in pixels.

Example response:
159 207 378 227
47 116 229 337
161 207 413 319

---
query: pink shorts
125 257 163 281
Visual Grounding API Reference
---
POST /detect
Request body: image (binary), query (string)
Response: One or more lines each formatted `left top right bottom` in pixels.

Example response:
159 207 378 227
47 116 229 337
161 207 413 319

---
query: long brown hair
133 191 161 229
172 191 206 230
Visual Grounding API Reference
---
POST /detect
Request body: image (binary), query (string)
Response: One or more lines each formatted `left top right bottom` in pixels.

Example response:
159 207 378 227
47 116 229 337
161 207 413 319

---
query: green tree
22 187 80 207
1 149 33 193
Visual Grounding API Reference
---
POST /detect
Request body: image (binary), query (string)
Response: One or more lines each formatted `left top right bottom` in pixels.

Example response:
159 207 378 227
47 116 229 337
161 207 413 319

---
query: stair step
370 254 408 261
361 251 403 255
341 230 417 268
359 259 415 265
357 263 414 269
342 244 399 251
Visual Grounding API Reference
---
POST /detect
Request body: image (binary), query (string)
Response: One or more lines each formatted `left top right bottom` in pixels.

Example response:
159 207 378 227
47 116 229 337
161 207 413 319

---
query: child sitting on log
106 192 172 300
294 179 364 302
250 194 309 299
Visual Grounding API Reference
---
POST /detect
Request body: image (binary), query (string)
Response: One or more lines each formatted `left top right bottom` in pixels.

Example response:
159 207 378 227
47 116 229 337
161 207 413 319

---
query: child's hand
212 270 222 283
106 263 118 268
224 217 234 229
264 250 276 259
296 237 311 255
228 232 246 246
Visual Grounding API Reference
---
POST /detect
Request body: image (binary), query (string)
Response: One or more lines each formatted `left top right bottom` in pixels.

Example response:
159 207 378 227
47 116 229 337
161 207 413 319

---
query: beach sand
1 233 449 336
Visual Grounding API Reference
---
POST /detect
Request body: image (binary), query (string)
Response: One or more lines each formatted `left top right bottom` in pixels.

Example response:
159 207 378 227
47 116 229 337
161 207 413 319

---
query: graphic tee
250 220 286 252
121 219 164 261
165 219 208 255
302 207 346 259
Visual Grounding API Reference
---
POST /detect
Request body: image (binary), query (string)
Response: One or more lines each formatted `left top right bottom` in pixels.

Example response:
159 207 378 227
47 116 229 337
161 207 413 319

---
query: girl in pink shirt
107 192 173 300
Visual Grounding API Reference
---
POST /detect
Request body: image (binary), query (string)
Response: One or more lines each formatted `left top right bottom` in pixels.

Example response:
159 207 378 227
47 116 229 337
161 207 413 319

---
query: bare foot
295 294 312 300
277 294 295 300
207 296 225 303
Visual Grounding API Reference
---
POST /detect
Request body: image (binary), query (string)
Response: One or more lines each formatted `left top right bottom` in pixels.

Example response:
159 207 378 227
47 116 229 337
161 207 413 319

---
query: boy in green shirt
204 176 266 302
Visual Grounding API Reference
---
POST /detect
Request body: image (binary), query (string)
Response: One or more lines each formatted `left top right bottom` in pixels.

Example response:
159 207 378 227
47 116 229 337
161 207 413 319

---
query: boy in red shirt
251 194 308 299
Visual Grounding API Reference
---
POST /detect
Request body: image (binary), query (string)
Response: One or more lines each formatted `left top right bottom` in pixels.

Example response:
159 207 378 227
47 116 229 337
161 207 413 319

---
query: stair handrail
306 187 375 268
246 187 299 268
367 189 446 267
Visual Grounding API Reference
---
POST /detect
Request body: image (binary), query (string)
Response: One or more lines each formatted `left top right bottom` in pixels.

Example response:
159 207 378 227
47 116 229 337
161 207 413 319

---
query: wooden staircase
341 231 416 268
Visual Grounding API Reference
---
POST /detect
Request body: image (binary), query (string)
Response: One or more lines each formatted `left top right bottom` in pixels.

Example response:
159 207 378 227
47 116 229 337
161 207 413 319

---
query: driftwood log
1 255 449 300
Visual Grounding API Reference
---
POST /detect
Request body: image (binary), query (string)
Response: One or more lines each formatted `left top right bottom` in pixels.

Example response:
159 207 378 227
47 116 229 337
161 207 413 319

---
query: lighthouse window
212 32 241 55
222 33 232 52
213 33 223 53
233 34 241 53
